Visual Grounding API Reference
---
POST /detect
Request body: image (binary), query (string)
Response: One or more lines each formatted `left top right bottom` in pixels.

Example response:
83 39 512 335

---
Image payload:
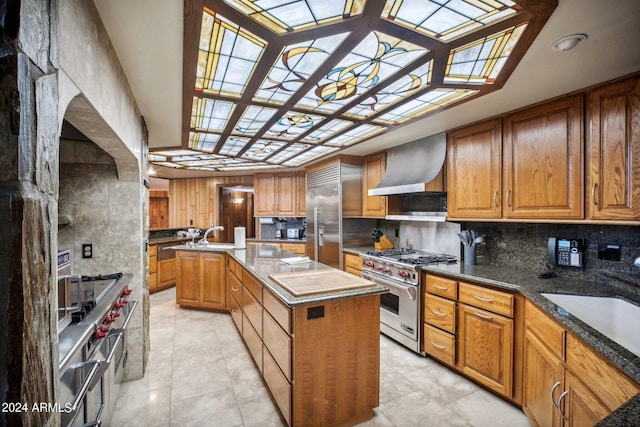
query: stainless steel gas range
360 249 456 354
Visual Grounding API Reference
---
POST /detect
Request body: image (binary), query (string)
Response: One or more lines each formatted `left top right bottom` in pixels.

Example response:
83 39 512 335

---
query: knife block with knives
371 228 394 250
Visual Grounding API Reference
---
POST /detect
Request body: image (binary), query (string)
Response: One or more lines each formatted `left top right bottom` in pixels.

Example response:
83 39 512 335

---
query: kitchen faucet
199 225 224 246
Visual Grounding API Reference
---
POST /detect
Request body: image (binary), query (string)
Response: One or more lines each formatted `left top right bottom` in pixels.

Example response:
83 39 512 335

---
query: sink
206 243 236 249
541 293 640 357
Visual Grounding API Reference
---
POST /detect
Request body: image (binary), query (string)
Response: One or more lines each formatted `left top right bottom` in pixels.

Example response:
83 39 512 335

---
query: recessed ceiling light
552 33 587 51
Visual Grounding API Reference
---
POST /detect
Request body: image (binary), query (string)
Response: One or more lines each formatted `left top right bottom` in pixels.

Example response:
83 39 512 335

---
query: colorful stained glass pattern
295 31 428 113
189 132 221 152
242 140 287 161
254 33 350 105
196 9 266 96
191 97 235 132
445 23 526 84
234 105 279 136
324 124 385 147
224 0 365 34
382 0 521 41
344 60 433 119
263 111 325 140
374 89 478 124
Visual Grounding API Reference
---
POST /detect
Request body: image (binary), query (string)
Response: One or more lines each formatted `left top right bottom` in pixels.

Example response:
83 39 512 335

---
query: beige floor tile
447 388 532 427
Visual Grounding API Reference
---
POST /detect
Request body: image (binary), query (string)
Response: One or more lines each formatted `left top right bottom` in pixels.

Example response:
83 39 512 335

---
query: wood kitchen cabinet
343 252 363 277
176 251 226 310
587 76 640 221
157 258 176 289
522 300 640 426
254 172 306 217
447 118 503 219
362 152 387 218
148 244 158 292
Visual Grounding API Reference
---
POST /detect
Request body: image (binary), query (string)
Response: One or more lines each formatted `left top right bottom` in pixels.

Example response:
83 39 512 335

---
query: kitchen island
171 243 387 427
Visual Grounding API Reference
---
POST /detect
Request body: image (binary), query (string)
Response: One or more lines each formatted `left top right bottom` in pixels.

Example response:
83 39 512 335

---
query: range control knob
397 271 410 279
94 330 108 340
123 287 132 296
110 310 121 318
98 324 109 333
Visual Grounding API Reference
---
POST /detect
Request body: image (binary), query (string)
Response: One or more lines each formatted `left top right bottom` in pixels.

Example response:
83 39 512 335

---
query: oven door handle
362 272 417 301
405 286 417 301
70 360 101 414
106 332 124 364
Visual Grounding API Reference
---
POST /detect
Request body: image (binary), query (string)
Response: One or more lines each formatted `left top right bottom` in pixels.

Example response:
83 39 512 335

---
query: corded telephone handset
548 237 583 268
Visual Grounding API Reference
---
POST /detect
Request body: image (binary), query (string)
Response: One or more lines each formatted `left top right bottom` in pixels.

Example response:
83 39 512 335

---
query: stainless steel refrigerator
306 163 376 269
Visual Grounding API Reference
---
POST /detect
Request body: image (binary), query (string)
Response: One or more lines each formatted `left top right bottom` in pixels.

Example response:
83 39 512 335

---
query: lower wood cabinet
176 251 226 310
343 252 363 277
157 258 176 289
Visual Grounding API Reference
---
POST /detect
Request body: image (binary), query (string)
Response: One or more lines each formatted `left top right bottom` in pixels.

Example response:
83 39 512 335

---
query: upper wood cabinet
362 152 387 218
447 119 502 219
587 77 640 221
254 172 306 217
503 94 584 219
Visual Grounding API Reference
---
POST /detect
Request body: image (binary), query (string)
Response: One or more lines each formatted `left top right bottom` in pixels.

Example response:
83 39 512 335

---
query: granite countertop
171 243 387 307
247 237 307 243
149 236 193 245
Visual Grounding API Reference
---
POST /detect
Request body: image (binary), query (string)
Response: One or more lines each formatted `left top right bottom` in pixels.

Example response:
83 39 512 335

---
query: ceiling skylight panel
242 140 287 161
264 111 326 140
219 136 251 156
324 123 385 146
254 33 350 105
224 0 365 34
268 143 310 164
382 0 520 41
188 132 221 152
191 97 236 132
444 23 526 84
283 145 339 167
234 105 279 136
374 88 478 124
301 119 354 143
196 9 266 96
295 31 428 113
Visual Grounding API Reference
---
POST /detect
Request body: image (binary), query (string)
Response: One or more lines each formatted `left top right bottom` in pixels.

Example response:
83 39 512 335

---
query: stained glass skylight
149 1 556 172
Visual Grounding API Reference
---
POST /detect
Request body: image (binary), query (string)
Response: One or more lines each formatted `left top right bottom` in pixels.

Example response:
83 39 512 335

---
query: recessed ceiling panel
268 143 311 164
324 123 386 146
196 8 266 96
242 140 287 161
263 111 326 140
189 132 221 152
224 0 366 34
283 145 340 167
219 136 252 156
374 88 478 124
301 119 354 143
233 105 279 136
382 0 522 41
190 97 236 132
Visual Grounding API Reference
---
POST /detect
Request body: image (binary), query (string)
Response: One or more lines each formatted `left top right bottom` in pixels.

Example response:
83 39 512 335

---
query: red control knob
364 260 374 268
95 330 107 340
105 315 115 324
115 299 127 309
110 310 120 318
123 287 132 296
98 325 109 333
384 267 391 274
397 271 409 279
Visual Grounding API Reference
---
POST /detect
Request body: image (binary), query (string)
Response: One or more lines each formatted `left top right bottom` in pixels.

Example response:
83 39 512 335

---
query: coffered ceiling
93 0 640 178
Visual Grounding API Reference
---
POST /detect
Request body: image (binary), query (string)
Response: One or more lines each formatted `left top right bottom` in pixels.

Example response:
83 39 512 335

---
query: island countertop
171 243 387 307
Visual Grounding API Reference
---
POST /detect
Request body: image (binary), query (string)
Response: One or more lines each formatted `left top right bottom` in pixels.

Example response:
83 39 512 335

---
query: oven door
362 271 419 342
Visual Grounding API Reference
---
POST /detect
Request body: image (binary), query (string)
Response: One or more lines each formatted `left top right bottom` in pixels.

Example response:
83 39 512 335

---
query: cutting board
269 269 376 296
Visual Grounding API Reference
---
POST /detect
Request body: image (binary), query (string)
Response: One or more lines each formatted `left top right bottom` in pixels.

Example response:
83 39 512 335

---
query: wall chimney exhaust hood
368 132 446 196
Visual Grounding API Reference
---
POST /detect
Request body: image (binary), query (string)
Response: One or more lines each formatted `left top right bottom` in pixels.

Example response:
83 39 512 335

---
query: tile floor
112 288 531 426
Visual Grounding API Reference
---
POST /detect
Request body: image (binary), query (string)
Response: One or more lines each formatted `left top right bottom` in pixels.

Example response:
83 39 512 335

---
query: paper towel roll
234 226 246 249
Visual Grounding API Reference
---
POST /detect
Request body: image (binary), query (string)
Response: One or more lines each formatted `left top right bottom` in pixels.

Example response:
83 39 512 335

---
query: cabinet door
296 172 306 216
587 78 640 220
275 173 297 216
522 329 564 427
176 252 201 306
157 258 176 289
362 153 387 217
201 253 226 310
458 303 513 398
254 173 275 216
564 371 610 427
447 119 502 219
503 95 584 219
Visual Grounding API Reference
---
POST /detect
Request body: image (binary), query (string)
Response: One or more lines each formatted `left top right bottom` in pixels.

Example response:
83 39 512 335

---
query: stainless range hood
368 132 446 196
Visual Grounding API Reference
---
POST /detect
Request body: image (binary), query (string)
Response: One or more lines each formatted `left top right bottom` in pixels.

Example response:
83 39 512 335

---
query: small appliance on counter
286 228 303 239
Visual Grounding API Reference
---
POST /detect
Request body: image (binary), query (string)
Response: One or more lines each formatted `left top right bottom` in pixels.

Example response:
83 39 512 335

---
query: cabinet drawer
524 300 564 359
424 324 455 366
566 333 640 412
263 344 291 426
424 294 456 334
229 292 242 332
228 271 242 303
344 253 363 271
426 274 457 300
149 245 157 257
242 314 263 373
344 266 362 277
459 282 514 317
243 287 263 337
243 270 263 302
149 256 157 274
280 242 305 255
263 289 291 333
264 311 291 380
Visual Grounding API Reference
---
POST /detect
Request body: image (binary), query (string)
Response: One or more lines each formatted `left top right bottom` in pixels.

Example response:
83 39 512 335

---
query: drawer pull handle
434 285 449 291
493 190 500 208
474 311 493 320
474 295 493 303
550 381 561 409
231 286 239 292
557 390 569 421
430 341 446 350
431 309 446 317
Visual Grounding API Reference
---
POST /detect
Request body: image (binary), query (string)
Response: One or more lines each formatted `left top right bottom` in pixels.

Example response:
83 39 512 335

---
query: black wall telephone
548 237 584 267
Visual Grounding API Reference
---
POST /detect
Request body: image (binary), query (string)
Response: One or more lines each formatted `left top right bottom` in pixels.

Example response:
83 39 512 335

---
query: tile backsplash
461 222 640 281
